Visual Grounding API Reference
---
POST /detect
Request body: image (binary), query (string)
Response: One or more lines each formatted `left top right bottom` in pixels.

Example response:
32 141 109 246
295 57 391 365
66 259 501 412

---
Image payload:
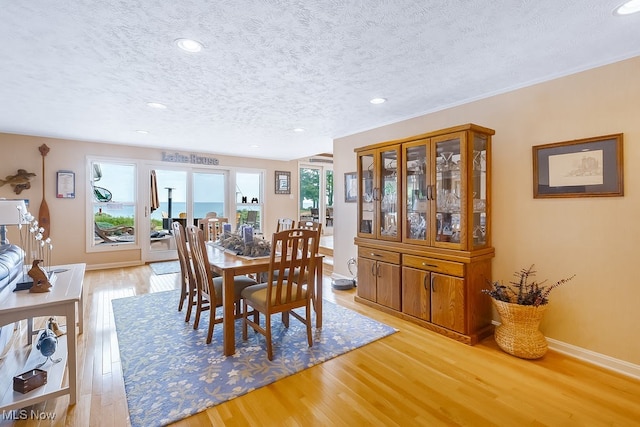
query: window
193 172 226 218
235 171 263 232
89 159 137 249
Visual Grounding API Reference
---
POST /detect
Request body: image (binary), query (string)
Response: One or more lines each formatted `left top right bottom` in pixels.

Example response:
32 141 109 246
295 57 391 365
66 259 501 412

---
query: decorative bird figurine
0 169 36 194
35 318 62 368
28 259 52 292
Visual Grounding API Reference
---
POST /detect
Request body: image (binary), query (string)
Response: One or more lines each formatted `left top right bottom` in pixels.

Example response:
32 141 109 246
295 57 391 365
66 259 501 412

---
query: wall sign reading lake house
161 152 219 165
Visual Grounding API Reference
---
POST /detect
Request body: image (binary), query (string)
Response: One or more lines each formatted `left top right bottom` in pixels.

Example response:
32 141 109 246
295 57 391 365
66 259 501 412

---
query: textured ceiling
1 1 639 160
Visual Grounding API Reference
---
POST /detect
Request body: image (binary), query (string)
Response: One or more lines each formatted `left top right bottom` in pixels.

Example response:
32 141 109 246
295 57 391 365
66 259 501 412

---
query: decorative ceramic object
28 259 51 292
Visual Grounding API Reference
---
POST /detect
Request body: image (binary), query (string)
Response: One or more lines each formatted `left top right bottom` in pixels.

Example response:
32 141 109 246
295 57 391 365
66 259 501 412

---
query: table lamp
0 199 27 245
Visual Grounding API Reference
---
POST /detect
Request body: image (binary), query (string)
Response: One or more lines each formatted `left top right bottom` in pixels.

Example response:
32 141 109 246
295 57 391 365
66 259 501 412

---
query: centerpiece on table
216 226 271 257
482 265 575 359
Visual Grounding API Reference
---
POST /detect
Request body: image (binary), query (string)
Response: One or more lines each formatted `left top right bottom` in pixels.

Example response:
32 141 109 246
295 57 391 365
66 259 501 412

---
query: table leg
222 270 236 356
28 318 33 345
78 286 84 335
66 303 78 405
315 257 323 328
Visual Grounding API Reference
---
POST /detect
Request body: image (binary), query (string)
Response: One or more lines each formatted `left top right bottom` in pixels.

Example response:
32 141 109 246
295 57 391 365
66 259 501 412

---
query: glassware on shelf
473 198 486 212
437 190 460 213
440 151 459 171
408 212 426 240
451 222 461 243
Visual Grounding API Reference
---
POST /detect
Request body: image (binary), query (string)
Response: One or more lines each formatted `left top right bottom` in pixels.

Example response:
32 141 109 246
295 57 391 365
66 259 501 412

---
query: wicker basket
492 299 548 359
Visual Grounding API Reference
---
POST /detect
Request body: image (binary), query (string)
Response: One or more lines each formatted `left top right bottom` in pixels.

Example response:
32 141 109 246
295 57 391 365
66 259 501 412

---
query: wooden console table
0 263 85 410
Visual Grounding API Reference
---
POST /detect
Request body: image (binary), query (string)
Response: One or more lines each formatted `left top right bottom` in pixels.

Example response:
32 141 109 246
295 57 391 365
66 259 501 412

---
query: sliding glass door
299 163 333 234
146 168 187 261
143 166 228 262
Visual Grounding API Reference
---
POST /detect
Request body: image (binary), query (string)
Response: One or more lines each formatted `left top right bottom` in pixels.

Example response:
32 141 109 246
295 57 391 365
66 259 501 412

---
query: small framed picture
532 134 623 198
275 171 291 194
56 170 75 199
345 172 357 203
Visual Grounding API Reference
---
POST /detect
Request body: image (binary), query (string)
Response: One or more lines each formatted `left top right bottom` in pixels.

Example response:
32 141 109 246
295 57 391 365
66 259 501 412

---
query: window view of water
96 202 225 219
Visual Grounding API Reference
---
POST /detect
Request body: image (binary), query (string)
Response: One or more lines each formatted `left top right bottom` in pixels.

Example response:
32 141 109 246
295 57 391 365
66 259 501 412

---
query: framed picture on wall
275 171 291 194
345 172 357 203
533 134 623 198
56 170 75 199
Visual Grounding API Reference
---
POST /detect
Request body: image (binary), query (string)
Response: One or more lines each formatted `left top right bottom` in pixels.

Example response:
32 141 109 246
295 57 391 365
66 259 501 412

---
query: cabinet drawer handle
423 274 428 290
422 262 438 268
427 185 432 200
431 275 435 292
371 253 383 257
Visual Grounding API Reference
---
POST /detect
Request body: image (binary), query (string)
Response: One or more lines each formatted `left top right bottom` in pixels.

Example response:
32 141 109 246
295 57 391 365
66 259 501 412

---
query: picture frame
275 171 291 194
345 172 357 203
533 134 623 198
56 170 75 199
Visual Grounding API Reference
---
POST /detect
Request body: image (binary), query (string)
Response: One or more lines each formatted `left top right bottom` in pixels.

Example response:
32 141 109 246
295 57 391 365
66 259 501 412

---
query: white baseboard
546 337 640 380
86 261 143 271
490 320 640 380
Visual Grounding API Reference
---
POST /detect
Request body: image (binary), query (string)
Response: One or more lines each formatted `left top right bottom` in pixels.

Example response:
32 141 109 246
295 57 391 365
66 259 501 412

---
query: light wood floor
1 264 639 426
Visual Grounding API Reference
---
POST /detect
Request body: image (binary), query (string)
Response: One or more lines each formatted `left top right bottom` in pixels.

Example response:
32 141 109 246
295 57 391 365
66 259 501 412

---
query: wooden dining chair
186 225 258 344
297 220 322 253
276 218 295 232
198 216 228 242
209 217 229 241
292 220 323 314
172 221 196 322
241 228 318 360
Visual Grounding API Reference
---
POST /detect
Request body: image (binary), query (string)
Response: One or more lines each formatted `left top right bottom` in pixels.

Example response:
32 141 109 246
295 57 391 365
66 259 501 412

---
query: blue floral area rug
149 261 181 275
112 290 396 427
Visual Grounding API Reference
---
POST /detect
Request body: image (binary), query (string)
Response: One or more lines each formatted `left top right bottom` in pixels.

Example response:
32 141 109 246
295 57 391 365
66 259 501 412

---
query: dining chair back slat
172 221 195 322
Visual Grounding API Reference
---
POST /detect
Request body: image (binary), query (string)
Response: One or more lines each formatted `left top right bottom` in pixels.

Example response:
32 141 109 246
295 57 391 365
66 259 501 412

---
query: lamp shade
0 199 28 225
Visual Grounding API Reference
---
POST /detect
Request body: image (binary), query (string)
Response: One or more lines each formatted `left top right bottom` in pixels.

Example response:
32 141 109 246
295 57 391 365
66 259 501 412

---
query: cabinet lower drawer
358 247 400 264
403 255 464 277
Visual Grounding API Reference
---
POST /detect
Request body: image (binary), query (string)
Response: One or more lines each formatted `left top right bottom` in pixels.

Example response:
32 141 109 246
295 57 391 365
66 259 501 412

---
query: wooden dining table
206 243 324 356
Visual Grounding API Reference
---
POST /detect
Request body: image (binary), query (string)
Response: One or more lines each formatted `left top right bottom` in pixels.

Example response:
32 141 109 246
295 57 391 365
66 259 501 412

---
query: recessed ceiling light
370 97 387 104
293 128 305 133
249 144 260 148
135 130 149 134
175 38 204 53
146 102 167 109
614 0 640 15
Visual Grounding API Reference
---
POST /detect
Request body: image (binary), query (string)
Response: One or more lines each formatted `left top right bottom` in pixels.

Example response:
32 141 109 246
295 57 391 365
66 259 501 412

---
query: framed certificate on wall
56 170 75 198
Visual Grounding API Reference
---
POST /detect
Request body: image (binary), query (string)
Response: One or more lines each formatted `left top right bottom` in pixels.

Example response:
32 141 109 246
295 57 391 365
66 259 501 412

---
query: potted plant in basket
482 265 575 359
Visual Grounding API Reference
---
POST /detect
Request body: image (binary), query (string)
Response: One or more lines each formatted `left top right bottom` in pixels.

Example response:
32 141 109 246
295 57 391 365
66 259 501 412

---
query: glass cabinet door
403 141 428 243
471 132 489 248
433 132 465 248
378 147 400 240
358 151 375 237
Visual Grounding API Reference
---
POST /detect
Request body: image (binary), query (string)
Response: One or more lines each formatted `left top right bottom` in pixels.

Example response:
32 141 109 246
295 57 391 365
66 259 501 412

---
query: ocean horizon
96 202 225 219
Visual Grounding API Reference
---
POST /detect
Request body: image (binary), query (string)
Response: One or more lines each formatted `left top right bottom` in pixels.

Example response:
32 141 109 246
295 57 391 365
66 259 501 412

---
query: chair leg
306 301 313 348
206 305 215 344
242 300 248 340
266 314 273 361
178 288 185 312
193 307 201 330
185 286 195 322
282 311 289 328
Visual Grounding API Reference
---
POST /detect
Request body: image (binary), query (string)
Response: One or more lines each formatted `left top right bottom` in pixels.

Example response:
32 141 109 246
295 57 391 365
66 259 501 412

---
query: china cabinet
354 124 495 344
